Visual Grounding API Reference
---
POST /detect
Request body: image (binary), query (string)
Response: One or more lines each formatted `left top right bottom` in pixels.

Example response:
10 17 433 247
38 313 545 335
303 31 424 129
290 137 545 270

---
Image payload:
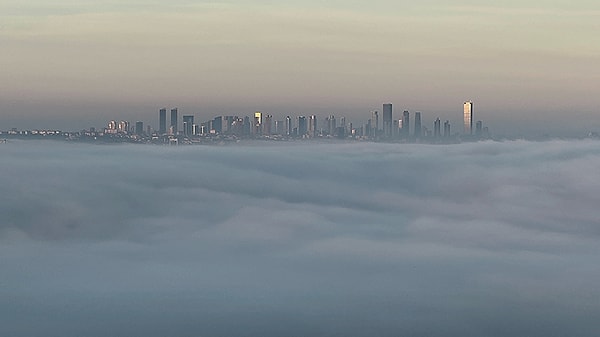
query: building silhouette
135 121 144 135
309 115 317 137
371 110 379 138
170 108 178 135
285 116 292 136
297 116 307 137
253 112 262 135
402 110 410 139
327 115 336 136
476 120 483 138
263 114 272 136
414 112 422 139
383 103 393 138
183 115 194 136
434 118 441 139
159 108 167 134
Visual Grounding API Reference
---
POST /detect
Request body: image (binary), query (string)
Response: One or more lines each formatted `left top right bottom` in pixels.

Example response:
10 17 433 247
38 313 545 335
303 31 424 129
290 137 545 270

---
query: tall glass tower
383 103 393 138
170 108 178 135
402 110 410 138
183 115 194 136
464 101 473 135
414 112 422 139
159 108 167 134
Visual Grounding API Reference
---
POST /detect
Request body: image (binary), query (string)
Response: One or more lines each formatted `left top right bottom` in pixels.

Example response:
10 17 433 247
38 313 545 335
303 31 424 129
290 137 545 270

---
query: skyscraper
444 120 451 137
383 103 393 138
212 116 223 134
402 110 410 138
434 118 441 138
285 116 292 136
159 108 167 134
254 112 262 135
170 108 178 135
464 101 473 135
309 115 317 137
327 115 336 136
476 120 483 137
371 110 379 138
117 120 129 133
135 121 144 135
297 116 307 137
274 120 283 135
263 114 272 136
414 111 422 139
183 115 194 136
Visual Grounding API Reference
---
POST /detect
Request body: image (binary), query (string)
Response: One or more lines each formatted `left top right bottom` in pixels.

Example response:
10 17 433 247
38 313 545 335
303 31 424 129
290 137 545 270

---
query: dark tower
414 111 422 139
383 103 393 138
170 108 178 134
159 108 167 134
183 115 194 136
403 110 410 139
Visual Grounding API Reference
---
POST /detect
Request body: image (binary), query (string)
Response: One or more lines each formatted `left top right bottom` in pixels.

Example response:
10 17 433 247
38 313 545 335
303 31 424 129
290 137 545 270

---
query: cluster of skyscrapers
100 101 488 143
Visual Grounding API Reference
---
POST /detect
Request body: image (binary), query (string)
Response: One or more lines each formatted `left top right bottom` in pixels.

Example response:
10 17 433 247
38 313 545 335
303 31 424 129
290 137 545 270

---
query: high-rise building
117 121 129 133
434 118 441 138
231 117 244 136
285 116 292 136
254 112 262 135
297 116 307 137
309 115 317 137
475 120 483 137
212 116 223 134
402 110 410 138
274 120 283 135
383 103 393 138
243 116 251 136
444 120 451 137
464 101 473 135
371 110 379 138
159 108 167 134
414 112 422 139
263 114 272 136
170 108 178 134
135 121 144 135
224 116 235 134
327 115 336 136
183 115 194 136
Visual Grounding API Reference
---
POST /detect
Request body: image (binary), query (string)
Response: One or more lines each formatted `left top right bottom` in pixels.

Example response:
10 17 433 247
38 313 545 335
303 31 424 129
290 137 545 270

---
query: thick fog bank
1 140 600 336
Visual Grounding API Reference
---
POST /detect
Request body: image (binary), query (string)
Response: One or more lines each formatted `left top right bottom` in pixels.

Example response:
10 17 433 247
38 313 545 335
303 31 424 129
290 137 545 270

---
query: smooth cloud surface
1 140 600 336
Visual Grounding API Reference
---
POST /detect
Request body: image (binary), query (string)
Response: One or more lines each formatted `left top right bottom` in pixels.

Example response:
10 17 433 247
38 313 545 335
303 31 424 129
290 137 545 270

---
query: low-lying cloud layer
1 140 600 336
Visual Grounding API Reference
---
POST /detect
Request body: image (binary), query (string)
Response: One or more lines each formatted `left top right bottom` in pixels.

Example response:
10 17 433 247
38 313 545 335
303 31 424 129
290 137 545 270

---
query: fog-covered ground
1 140 600 337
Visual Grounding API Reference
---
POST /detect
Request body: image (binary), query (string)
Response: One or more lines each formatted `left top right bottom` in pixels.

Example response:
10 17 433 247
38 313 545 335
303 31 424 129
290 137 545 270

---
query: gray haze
2 140 600 336
2 1 600 136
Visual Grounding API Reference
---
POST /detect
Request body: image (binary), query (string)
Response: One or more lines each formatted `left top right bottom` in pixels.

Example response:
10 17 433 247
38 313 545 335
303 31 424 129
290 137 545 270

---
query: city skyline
1 1 599 136
2 101 494 142
3 98 599 140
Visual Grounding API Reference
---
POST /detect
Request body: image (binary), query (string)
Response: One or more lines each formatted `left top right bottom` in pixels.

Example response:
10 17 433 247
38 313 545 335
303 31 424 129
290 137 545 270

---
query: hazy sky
2 140 600 336
1 1 599 134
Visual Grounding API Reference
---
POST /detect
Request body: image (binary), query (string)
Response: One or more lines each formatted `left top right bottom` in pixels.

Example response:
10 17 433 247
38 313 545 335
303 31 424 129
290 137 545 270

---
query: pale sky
1 0 599 135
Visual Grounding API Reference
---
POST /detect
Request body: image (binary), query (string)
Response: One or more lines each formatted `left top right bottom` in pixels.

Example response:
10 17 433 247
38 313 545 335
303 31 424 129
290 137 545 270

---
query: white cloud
1 139 600 336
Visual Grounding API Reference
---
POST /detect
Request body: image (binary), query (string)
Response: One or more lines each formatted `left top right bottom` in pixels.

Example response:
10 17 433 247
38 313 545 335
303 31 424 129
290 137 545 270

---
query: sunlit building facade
464 101 473 135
